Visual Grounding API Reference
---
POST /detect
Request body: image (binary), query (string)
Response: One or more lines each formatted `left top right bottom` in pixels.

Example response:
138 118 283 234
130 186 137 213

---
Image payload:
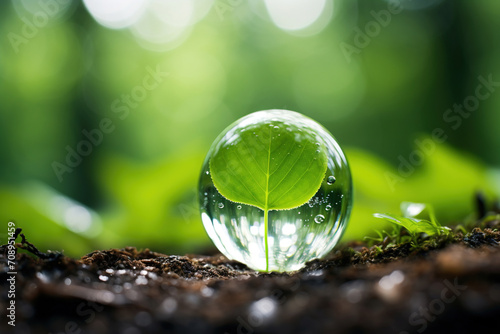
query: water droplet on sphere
314 215 325 224
199 110 352 272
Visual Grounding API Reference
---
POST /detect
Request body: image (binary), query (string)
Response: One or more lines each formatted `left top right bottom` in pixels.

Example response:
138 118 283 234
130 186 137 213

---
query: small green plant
364 223 403 247
373 202 450 246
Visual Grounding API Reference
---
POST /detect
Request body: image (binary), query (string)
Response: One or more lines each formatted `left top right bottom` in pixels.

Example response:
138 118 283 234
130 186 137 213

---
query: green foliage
0 184 99 256
210 120 327 211
373 214 440 237
344 139 496 241
373 202 451 245
364 224 402 247
96 151 210 252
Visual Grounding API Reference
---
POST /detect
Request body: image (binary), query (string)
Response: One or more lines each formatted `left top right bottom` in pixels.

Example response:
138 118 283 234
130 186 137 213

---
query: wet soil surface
1 223 500 334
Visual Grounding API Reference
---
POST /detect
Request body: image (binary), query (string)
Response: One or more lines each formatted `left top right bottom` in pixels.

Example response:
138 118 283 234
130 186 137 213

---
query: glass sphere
199 110 352 272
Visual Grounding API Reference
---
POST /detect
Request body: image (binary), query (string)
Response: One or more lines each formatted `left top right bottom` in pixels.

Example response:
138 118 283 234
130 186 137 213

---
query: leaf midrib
264 126 272 212
264 126 272 272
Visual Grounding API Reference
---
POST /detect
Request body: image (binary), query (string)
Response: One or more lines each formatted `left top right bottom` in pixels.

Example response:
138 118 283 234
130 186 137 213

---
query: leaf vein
240 139 266 175
268 142 306 195
269 150 319 207
221 152 262 204
269 140 297 177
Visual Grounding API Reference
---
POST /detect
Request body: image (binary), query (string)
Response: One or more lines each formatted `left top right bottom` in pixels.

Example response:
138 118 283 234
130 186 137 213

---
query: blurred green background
1 0 499 257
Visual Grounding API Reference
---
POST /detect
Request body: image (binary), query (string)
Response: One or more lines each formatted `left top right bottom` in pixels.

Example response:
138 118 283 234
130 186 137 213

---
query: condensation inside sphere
199 110 352 272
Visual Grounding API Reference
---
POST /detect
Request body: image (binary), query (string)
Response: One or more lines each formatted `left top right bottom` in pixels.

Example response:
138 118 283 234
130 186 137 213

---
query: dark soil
1 220 500 334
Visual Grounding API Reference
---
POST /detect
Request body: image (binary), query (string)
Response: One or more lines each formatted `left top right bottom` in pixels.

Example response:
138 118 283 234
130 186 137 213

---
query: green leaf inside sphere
209 120 328 212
